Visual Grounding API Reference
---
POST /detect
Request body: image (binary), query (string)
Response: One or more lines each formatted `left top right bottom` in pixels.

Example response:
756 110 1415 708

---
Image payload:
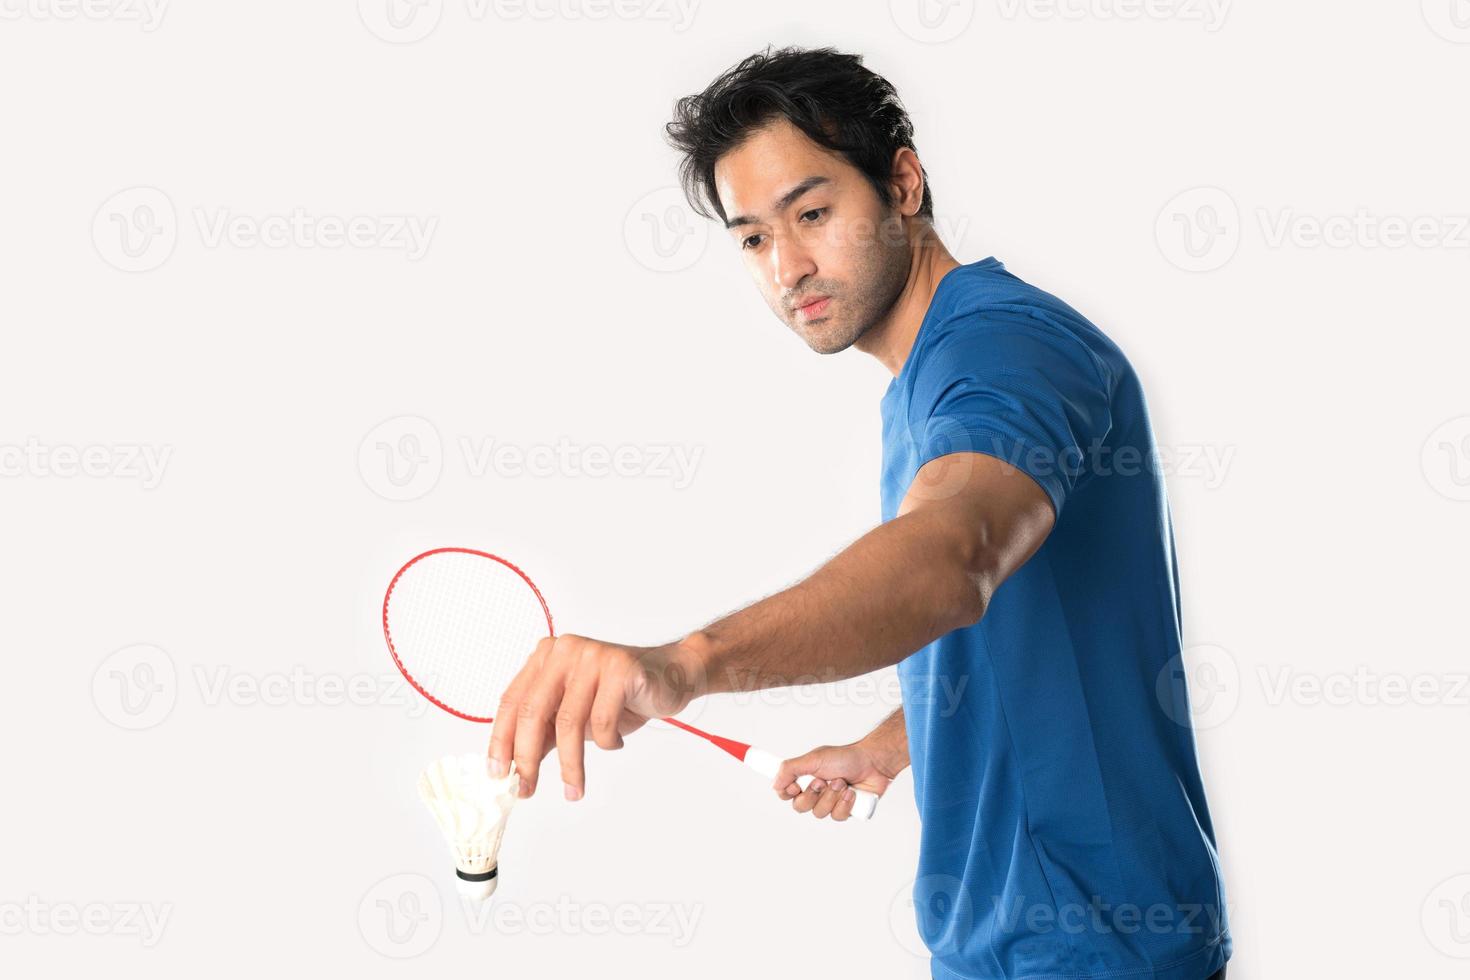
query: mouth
793 295 832 320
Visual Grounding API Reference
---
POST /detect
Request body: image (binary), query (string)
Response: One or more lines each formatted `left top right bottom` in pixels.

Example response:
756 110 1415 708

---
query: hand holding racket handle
743 747 881 821
658 717 879 820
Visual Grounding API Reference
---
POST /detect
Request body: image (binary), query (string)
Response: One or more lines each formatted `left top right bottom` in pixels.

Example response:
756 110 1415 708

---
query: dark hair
665 45 934 224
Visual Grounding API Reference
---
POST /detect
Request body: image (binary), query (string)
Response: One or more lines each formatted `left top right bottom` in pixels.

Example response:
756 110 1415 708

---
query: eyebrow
723 176 832 230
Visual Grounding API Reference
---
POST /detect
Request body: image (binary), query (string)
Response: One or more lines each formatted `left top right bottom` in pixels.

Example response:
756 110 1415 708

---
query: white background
2 1 1468 977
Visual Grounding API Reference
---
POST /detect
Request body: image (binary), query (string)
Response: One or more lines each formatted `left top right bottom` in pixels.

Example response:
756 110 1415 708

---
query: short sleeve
907 315 1113 519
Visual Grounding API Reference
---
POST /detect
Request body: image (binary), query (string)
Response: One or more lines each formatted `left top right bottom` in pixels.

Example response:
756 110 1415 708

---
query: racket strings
386 551 552 720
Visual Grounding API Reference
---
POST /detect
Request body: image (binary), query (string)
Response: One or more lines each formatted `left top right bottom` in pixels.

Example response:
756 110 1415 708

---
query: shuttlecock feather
418 753 519 903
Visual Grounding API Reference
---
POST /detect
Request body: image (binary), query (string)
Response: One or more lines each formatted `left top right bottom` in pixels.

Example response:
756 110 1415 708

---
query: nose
770 235 817 297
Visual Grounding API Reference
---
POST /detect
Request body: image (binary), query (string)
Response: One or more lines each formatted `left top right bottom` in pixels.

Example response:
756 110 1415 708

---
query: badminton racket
382 547 880 820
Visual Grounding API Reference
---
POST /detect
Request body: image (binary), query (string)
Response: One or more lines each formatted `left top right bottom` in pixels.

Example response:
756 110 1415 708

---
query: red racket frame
383 546 554 723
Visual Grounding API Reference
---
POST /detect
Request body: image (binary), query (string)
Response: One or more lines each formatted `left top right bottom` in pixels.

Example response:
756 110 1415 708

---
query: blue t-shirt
882 258 1230 980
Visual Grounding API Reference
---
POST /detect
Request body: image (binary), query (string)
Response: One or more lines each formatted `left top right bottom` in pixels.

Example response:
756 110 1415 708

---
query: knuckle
555 633 587 656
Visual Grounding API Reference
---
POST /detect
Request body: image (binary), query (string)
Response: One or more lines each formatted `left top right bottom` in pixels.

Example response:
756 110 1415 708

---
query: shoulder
913 300 1115 399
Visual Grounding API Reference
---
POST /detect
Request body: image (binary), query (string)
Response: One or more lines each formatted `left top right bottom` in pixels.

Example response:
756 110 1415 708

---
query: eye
799 208 827 223
741 234 765 250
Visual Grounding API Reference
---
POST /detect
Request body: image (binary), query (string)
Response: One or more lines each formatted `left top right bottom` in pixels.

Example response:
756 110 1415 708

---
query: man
487 46 1230 980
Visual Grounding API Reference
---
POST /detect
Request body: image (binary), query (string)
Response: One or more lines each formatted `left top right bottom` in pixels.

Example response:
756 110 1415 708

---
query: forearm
686 505 992 697
860 707 909 775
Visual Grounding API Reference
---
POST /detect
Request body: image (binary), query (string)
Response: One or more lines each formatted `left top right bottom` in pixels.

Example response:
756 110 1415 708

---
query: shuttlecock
418 753 519 903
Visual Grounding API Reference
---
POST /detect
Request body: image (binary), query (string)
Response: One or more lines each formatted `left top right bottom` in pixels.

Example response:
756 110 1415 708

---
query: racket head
383 547 554 723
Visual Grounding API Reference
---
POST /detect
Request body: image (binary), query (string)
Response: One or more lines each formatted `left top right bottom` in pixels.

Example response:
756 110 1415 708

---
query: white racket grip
743 747 880 821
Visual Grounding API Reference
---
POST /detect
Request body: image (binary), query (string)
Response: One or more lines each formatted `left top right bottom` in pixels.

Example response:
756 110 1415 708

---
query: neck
854 221 962 376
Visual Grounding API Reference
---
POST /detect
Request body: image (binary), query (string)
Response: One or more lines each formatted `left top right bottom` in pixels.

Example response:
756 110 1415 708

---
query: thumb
773 746 830 795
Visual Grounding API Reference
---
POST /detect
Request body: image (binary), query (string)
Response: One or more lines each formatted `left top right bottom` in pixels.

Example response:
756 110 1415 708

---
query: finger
792 777 825 815
555 653 600 801
774 749 823 794
831 786 857 822
588 661 630 750
812 778 846 819
616 708 648 739
488 638 552 778
831 790 856 822
512 639 574 798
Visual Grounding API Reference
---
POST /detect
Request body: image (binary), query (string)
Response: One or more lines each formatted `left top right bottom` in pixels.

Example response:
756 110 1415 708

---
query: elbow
945 533 998 631
950 568 993 630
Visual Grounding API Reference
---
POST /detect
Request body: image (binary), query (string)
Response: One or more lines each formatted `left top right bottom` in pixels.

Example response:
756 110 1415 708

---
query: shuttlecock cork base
456 864 500 902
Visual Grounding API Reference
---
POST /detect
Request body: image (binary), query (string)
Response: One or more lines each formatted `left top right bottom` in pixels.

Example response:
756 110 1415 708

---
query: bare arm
488 452 1055 801
688 451 1055 698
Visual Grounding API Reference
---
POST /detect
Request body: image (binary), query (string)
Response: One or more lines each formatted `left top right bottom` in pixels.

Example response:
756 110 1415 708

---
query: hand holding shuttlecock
419 754 519 904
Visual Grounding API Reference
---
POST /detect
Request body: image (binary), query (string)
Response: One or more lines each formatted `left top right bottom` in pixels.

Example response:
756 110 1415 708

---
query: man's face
715 117 911 355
